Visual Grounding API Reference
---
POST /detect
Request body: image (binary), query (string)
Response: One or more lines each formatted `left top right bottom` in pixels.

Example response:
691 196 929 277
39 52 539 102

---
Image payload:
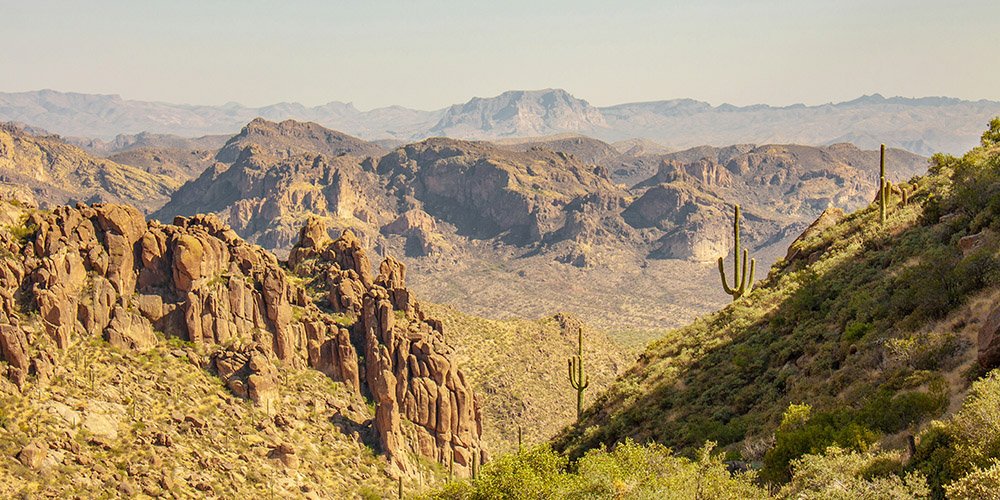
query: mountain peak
215 118 385 163
431 88 606 139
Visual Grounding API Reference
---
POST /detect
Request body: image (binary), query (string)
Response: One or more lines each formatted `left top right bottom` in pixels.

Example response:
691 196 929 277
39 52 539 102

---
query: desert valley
3 2 1000 498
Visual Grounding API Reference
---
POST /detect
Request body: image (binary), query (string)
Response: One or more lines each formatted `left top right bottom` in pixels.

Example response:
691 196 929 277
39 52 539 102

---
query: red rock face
289 223 485 476
0 202 483 477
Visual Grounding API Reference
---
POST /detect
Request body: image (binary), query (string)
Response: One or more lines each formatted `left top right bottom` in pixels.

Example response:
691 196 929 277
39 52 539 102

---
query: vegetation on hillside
428 119 1000 498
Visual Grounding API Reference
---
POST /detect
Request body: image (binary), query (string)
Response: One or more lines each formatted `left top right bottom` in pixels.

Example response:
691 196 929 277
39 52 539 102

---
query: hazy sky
2 0 998 110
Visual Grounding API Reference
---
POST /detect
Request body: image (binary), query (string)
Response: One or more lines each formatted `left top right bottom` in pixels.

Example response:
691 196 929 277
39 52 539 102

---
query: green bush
426 440 766 499
779 447 929 499
944 460 1000 500
910 370 1000 497
762 404 880 483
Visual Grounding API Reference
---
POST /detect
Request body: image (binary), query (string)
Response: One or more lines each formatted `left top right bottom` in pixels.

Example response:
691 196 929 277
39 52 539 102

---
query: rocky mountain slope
153 120 395 250
0 200 492 496
0 124 176 213
553 120 1000 495
143 118 933 347
4 89 999 155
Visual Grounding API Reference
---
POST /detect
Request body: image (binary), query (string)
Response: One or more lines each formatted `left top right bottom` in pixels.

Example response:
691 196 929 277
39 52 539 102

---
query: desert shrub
426 441 766 499
944 459 1000 500
458 445 571 499
910 370 1000 497
843 320 873 343
857 382 948 433
779 447 929 499
762 403 880 484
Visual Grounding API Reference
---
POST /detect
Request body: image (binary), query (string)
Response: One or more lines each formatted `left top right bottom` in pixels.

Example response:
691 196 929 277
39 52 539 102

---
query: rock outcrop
289 220 485 475
0 201 483 477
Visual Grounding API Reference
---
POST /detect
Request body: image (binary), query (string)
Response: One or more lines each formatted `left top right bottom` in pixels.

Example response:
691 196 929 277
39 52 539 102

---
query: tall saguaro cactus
567 327 589 420
717 204 756 301
879 143 888 224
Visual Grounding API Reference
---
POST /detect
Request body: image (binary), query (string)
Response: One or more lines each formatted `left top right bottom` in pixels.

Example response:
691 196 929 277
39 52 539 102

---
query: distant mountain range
2 89 999 155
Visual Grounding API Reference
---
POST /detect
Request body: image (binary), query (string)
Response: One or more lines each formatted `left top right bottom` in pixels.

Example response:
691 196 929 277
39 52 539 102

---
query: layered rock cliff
0 201 483 476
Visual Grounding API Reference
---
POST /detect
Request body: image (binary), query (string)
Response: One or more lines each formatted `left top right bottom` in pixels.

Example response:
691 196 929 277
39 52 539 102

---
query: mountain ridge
4 89 999 155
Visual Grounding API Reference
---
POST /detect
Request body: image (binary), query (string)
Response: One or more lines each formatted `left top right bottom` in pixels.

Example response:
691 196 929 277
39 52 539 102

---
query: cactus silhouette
567 326 589 420
879 144 889 223
717 204 756 301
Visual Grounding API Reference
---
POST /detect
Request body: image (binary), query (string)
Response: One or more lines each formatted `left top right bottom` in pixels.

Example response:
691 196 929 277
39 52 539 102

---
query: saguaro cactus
517 425 523 454
879 144 888 223
717 204 756 301
567 327 589 420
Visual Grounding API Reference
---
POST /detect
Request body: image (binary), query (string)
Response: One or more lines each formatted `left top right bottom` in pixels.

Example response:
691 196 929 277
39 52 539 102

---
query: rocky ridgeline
0 202 483 477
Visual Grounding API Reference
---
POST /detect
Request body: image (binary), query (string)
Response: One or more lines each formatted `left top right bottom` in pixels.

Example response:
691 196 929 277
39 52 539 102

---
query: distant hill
3 89 999 155
0 123 176 212
66 131 230 156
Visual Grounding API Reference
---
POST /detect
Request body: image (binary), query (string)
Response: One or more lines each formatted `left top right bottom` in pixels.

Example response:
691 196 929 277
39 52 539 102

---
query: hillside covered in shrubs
428 120 1000 498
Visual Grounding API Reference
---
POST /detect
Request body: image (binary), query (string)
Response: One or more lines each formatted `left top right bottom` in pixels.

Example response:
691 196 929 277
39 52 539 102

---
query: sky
2 0 998 110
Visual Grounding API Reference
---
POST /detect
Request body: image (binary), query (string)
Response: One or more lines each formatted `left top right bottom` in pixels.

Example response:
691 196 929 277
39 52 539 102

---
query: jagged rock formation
0 202 482 476
377 137 629 246
288 218 485 474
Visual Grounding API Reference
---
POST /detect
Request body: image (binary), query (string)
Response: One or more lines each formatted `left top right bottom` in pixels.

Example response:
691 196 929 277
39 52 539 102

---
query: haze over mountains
4 89 1000 156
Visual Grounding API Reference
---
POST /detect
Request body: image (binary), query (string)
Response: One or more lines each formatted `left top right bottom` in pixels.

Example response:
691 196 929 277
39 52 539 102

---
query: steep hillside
0 333 396 498
424 304 628 454
0 124 176 212
555 120 1000 493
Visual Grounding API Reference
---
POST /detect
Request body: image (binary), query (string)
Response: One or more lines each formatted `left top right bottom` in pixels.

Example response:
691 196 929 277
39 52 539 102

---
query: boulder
105 305 157 352
959 231 989 256
17 440 48 469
